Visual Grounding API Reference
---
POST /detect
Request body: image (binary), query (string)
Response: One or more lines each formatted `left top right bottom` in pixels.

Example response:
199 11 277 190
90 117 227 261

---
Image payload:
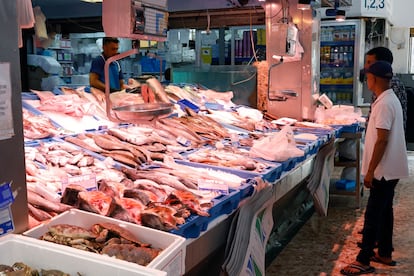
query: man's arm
89 72 106 91
364 128 389 188
89 72 106 102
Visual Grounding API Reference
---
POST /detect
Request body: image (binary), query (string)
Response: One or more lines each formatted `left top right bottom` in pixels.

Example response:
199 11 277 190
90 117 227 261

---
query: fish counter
14 83 364 275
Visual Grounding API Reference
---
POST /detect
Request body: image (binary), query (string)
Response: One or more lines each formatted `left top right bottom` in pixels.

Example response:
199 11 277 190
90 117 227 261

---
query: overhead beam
168 7 265 29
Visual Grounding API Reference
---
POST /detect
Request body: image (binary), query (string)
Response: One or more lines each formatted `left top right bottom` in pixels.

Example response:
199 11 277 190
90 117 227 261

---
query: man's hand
364 170 374 189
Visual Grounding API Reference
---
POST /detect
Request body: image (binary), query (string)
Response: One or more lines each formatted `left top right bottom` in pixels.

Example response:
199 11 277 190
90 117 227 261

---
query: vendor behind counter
89 37 126 98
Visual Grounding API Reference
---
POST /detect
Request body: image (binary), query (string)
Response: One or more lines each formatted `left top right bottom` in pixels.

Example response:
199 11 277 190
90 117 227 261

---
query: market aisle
266 151 414 276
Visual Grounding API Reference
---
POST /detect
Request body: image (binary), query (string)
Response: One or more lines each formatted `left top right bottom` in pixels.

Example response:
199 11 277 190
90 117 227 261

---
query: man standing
341 61 409 275
363 47 407 131
89 37 125 102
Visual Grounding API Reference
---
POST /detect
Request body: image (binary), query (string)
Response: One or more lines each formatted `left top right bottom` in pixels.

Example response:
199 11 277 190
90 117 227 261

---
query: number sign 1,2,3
364 0 385 10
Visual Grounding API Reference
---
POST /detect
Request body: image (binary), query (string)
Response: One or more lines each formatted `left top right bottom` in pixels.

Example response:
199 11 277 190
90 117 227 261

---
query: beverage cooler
319 19 365 106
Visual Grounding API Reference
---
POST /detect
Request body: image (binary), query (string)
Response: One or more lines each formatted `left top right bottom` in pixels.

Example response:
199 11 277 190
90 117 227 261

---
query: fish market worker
89 37 126 102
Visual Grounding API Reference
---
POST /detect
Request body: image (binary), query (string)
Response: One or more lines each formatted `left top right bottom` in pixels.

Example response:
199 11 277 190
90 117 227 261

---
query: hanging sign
360 0 391 18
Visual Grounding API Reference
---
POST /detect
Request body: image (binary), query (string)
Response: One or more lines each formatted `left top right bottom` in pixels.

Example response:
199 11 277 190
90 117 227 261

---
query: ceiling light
81 0 102 3
335 9 346 21
297 0 311 10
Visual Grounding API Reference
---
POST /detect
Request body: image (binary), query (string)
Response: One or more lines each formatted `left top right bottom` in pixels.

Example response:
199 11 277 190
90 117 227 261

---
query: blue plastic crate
335 179 356 191
238 181 255 200
259 162 283 183
170 214 207 239
199 188 242 232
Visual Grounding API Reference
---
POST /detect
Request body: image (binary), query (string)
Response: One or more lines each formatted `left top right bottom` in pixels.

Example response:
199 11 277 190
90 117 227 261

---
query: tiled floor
266 151 414 275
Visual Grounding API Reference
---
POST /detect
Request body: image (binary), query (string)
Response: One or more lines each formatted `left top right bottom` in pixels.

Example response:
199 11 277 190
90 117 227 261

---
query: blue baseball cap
364 60 393 79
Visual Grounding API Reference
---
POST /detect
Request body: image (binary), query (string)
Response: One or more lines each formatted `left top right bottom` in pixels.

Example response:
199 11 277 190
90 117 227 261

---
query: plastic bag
338 139 357 160
315 104 365 125
340 167 356 181
33 6 48 40
249 125 304 162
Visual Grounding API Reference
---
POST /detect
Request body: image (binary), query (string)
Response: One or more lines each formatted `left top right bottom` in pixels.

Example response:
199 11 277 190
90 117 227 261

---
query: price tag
61 174 97 193
0 181 14 209
176 136 190 146
198 179 229 195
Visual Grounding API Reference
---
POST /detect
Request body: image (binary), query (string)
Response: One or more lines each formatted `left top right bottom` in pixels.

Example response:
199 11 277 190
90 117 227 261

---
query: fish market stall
0 1 369 275
16 79 366 275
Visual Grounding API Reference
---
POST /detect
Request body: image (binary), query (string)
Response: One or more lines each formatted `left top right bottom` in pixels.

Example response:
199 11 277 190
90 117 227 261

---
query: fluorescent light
81 0 102 3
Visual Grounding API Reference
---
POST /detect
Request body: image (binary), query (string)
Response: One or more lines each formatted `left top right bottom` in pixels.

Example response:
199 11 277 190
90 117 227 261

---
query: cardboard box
0 234 166 276
24 209 186 276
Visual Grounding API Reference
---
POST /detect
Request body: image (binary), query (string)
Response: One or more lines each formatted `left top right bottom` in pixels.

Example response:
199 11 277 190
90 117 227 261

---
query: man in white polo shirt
341 61 409 275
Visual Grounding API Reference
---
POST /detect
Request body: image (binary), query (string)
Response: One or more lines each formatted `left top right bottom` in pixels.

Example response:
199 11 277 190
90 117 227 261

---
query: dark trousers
356 177 398 264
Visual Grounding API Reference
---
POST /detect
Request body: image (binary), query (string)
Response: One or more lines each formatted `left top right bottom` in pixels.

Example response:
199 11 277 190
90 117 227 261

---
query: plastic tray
24 209 186 276
0 234 166 276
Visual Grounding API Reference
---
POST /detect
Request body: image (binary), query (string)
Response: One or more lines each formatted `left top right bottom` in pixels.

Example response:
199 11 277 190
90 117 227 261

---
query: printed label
0 207 14 236
198 179 229 195
0 181 14 209
61 174 97 192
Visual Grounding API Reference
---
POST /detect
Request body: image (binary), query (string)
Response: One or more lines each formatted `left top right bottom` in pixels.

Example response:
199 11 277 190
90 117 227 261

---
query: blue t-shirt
90 54 123 91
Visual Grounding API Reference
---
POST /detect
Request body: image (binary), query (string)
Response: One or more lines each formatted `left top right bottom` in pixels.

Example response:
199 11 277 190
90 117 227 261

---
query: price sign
61 174 97 193
198 179 229 195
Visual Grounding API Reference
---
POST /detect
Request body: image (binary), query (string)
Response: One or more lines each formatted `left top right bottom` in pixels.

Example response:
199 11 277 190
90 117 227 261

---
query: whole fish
107 128 152 146
121 167 191 191
27 190 72 213
155 120 203 146
159 118 202 140
65 135 105 153
28 203 53 221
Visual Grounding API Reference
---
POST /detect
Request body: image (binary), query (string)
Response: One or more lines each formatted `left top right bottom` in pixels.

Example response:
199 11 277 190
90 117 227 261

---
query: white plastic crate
0 234 166 276
24 209 186 276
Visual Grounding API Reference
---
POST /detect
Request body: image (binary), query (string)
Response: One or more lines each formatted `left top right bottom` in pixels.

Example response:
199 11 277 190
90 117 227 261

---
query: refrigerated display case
319 19 365 106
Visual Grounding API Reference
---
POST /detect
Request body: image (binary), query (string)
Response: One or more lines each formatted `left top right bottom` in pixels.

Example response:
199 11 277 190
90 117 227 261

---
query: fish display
39 222 160 266
23 87 275 237
24 131 254 233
